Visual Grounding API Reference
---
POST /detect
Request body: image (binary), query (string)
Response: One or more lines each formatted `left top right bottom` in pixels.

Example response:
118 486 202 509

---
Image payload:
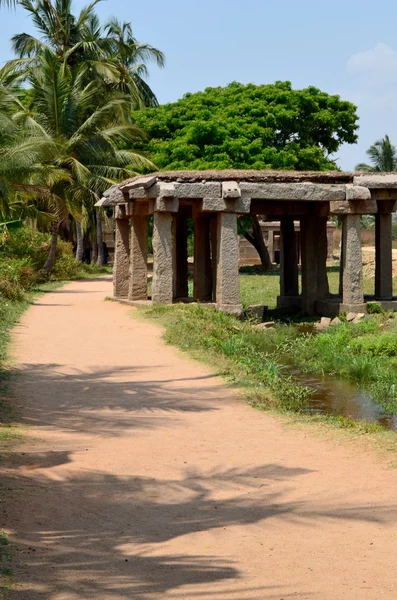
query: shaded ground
1 276 397 599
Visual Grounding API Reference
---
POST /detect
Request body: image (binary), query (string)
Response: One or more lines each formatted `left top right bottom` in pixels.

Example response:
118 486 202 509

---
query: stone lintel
174 182 221 199
330 199 377 215
240 182 346 201
222 181 241 199
354 174 397 188
200 197 251 213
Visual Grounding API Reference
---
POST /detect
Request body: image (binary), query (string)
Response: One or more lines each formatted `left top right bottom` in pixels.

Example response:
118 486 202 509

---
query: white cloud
347 43 397 85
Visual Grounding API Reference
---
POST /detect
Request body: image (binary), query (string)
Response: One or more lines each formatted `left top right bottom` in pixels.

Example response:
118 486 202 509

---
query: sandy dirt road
2 276 397 600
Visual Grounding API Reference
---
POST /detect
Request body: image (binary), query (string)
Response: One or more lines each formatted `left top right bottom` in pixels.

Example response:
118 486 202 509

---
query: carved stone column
152 212 174 304
215 212 242 315
375 212 393 299
340 214 366 312
129 214 148 301
113 206 130 299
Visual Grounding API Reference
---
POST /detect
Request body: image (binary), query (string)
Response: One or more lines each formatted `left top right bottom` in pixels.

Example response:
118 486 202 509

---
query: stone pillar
128 215 148 301
375 213 393 299
317 217 330 301
113 211 130 299
173 213 189 299
216 212 242 315
152 212 174 305
280 217 299 297
210 216 218 301
341 214 366 312
268 229 275 263
300 216 318 314
194 215 213 301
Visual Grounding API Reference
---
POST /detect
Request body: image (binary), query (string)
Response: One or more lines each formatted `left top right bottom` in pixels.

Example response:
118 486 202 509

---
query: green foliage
350 333 397 357
133 81 359 171
356 135 397 172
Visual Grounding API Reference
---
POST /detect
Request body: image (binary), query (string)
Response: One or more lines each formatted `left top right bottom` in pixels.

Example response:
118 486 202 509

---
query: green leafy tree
356 135 397 172
133 81 359 266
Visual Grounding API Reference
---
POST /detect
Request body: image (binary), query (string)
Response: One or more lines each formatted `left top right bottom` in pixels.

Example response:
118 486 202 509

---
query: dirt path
2 277 397 600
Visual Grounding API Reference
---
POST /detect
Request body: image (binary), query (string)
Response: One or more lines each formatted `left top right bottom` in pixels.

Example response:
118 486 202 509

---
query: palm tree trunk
43 219 60 272
75 220 84 261
243 216 271 270
96 208 105 266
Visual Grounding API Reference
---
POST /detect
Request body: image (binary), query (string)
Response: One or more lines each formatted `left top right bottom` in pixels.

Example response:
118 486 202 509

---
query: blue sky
1 0 396 170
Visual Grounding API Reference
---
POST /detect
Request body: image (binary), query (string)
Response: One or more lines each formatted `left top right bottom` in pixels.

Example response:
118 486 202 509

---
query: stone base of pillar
277 296 302 311
216 303 243 316
340 303 367 314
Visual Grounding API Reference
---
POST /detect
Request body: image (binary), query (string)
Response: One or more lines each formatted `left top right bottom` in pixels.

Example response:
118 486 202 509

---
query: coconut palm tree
105 18 165 107
0 83 69 219
9 0 163 261
6 48 153 271
355 135 397 172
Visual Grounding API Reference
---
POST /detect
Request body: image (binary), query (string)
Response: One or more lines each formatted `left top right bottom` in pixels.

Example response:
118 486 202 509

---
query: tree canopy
133 81 359 171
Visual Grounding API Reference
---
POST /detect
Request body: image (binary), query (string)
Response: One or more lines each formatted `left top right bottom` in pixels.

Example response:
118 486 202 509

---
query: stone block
320 317 332 327
115 205 127 219
222 181 241 199
175 182 221 199
129 184 159 200
121 175 158 190
346 312 357 322
216 304 243 317
354 174 397 188
345 184 371 201
102 185 125 206
246 305 266 320
330 317 342 326
340 304 367 316
240 182 346 201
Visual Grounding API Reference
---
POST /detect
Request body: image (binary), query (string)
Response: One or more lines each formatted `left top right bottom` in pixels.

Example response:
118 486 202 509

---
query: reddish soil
2 276 397 600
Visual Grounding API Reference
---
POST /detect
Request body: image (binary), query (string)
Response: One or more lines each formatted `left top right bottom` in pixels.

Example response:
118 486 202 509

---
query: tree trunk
243 215 271 270
75 220 84 261
96 208 105 266
43 219 60 273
